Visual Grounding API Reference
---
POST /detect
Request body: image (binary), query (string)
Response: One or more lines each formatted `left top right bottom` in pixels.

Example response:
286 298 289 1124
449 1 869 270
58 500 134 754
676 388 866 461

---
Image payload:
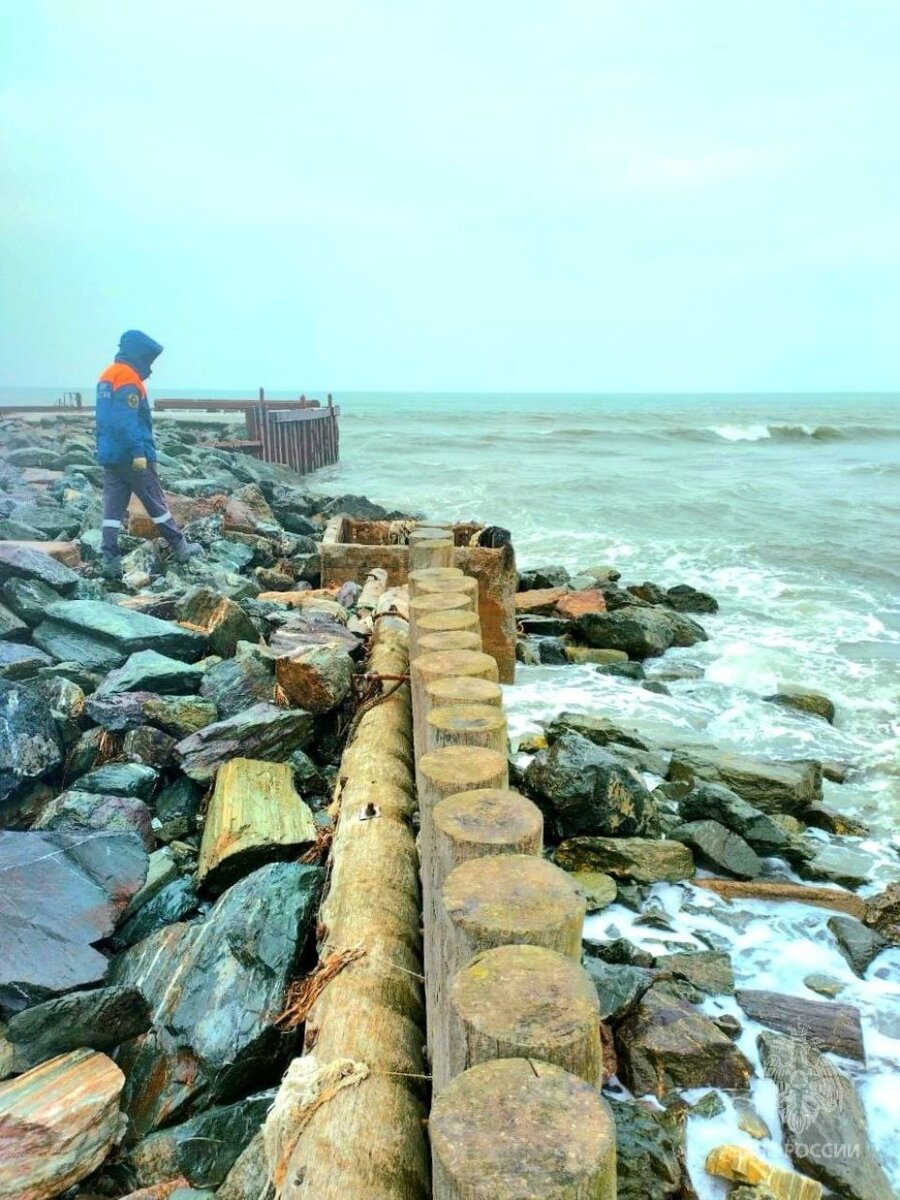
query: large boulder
175 702 314 782
678 782 797 858
826 915 888 976
609 1098 685 1200
0 830 147 1017
0 678 64 806
616 985 753 1096
33 789 155 850
758 1031 893 1200
524 731 659 840
582 960 654 1022
0 576 64 624
94 650 205 697
128 1090 274 1190
669 819 762 879
275 643 354 715
5 984 151 1071
199 641 276 719
668 749 821 816
765 687 836 725
546 711 649 751
86 692 218 738
110 861 323 1135
556 836 694 883
0 542 81 593
175 588 259 658
577 606 707 659
34 600 206 671
76 762 159 798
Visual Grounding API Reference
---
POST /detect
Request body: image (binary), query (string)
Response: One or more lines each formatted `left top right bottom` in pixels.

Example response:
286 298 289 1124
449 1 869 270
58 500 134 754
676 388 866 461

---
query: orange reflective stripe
97 362 146 397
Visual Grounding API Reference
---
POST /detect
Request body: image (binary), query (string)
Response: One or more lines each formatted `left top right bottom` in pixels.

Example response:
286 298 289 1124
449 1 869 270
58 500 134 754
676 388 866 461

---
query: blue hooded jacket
95 331 164 465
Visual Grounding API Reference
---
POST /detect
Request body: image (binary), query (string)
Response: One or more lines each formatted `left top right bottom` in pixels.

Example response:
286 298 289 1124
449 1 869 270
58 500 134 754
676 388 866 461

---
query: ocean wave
707 423 849 442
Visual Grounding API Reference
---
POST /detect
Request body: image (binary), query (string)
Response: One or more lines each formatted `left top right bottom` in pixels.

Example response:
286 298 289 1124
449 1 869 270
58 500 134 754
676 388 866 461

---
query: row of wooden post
406 528 617 1199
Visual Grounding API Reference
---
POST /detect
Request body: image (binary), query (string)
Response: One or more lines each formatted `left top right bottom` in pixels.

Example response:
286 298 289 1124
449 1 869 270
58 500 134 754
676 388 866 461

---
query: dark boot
100 554 123 581
172 540 202 564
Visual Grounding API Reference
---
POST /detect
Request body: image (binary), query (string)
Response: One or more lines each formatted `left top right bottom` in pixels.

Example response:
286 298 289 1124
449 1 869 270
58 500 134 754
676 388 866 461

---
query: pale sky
1 1 898 392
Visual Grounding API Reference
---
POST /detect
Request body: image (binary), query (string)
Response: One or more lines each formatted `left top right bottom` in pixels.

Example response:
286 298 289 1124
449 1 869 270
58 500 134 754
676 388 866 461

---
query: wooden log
735 989 865 1061
418 629 483 654
426 675 503 710
449 944 602 1085
411 607 481 661
432 856 586 1093
426 703 508 755
409 538 454 572
410 650 499 759
426 788 543 1078
418 745 508 858
694 877 867 918
197 758 316 895
409 591 476 625
414 575 479 604
356 567 388 612
408 566 464 598
0 1048 126 1200
276 622 428 1200
430 1058 616 1200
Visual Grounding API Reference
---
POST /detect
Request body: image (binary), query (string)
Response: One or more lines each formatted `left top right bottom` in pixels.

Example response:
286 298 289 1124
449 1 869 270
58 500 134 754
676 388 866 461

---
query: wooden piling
408 566 465 598
409 539 455 572
430 1058 616 1200
410 650 499 757
449 944 602 1085
431 855 585 1092
418 629 483 654
417 745 508 855
425 703 508 755
425 675 503 710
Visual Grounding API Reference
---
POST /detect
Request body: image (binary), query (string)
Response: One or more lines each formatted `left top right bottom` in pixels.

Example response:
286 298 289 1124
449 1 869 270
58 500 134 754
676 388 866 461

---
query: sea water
6 387 899 1191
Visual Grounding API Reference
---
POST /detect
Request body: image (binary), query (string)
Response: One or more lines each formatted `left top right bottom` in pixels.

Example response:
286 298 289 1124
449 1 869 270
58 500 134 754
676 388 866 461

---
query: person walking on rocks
96 330 201 579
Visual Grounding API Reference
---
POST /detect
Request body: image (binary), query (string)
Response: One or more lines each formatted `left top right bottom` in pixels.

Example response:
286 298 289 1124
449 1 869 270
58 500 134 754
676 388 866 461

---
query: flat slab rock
556 836 694 883
34 599 206 666
0 542 81 592
668 749 821 816
0 678 63 806
736 988 864 1061
0 1047 126 1200
175 701 315 782
0 830 148 1018
5 984 151 1071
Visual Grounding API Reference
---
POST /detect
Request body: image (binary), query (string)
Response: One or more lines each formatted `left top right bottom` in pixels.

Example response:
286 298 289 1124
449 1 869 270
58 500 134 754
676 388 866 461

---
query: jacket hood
115 330 164 380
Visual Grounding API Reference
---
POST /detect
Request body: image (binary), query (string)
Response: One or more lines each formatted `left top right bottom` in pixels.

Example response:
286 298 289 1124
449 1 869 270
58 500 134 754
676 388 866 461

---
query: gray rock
34 599 206 669
556 836 694 883
112 875 199 949
609 1098 684 1200
154 776 204 841
665 584 718 614
546 711 649 750
123 725 178 769
77 762 159 799
94 649 205 697
216 1130 273 1200
758 1031 893 1200
517 565 571 591
678 782 796 858
827 915 888 976
596 660 647 680
765 687 836 724
0 829 147 1017
802 842 874 889
737 989 864 1061
0 601 28 642
198 642 275 719
668 749 821 816
85 691 218 738
0 543 80 593
654 950 735 995
129 1090 275 1189
616 984 753 1096
33 789 155 849
0 642 53 679
577 605 708 659
110 861 322 1134
524 731 659 840
0 678 64 806
670 819 762 879
176 701 315 782
5 984 151 1069
582 960 654 1021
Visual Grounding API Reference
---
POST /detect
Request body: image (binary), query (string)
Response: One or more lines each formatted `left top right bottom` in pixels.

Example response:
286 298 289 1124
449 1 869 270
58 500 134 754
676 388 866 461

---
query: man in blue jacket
96 330 201 579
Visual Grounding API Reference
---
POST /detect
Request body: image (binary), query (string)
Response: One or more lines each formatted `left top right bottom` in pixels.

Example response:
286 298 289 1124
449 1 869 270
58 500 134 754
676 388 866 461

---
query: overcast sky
1 1 898 392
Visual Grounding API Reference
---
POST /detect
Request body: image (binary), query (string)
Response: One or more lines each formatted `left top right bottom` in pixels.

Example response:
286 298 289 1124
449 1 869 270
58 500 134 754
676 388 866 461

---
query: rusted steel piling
406 524 617 1199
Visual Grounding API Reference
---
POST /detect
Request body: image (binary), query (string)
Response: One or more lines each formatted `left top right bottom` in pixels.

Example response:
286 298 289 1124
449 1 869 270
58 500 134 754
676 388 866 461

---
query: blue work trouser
101 463 185 557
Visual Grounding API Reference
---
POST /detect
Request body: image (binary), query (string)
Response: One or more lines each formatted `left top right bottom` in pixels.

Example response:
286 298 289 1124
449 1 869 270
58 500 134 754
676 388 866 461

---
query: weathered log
694 877 866 918
197 758 316 895
418 629 483 654
357 567 388 612
735 989 865 1061
430 1058 616 1200
0 1048 125 1200
448 944 601 1087
410 649 499 759
415 575 479 604
425 674 503 709
273 620 429 1200
432 854 584 1091
408 566 464 598
409 538 454 572
416 607 482 639
426 703 508 754
418 745 508 859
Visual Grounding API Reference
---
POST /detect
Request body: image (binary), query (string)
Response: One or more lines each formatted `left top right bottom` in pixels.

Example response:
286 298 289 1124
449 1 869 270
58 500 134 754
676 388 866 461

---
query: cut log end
451 944 602 1084
418 630 483 654
427 704 508 753
430 1058 616 1200
426 675 503 708
420 745 508 796
434 788 543 853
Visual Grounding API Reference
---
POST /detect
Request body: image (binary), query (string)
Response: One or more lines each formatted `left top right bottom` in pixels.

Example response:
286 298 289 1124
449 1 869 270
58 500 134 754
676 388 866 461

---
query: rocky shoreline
0 412 896 1200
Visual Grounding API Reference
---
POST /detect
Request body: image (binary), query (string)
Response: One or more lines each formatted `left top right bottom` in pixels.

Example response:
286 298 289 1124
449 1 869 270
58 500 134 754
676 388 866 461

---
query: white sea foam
711 423 774 441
